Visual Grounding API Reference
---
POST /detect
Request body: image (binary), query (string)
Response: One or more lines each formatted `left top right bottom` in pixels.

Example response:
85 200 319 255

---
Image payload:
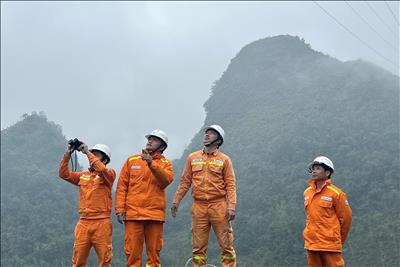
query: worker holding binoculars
58 139 116 267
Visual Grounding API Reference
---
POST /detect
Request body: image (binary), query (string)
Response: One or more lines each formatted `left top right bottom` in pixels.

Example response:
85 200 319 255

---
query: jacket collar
142 149 163 159
307 178 331 192
202 148 219 156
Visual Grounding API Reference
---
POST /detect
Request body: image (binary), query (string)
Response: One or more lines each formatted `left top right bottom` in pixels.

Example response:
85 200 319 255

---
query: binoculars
68 138 83 150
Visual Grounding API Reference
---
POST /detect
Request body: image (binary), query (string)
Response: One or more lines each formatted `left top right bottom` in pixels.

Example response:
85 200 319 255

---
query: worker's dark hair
159 141 167 153
92 150 110 165
216 136 224 148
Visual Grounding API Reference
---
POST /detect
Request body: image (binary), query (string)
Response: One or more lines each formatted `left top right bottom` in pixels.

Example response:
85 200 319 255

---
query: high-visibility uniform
59 152 116 267
303 179 352 267
173 149 237 267
115 151 174 267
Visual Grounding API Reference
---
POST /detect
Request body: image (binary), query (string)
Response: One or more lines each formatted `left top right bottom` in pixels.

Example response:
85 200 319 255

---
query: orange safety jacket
173 149 237 210
115 151 174 221
59 152 116 219
303 179 352 252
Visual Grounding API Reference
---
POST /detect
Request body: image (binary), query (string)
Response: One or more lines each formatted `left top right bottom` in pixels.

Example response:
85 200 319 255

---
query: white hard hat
204 124 225 140
90 144 111 163
308 156 334 172
145 129 168 147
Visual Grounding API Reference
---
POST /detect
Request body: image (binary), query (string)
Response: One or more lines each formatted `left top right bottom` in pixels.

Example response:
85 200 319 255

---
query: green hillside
0 113 127 267
1 35 399 266
162 35 400 266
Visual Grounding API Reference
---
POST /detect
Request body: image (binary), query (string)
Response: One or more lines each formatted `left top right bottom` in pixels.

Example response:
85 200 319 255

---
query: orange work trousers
124 220 164 267
72 218 113 267
191 200 236 267
307 250 345 267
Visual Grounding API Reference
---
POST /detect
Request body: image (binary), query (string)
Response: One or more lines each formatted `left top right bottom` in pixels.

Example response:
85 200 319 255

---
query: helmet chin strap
205 137 220 147
147 143 164 154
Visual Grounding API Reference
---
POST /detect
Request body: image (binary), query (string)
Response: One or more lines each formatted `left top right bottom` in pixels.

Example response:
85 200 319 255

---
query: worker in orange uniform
115 129 174 267
59 141 116 267
171 125 237 267
303 156 352 267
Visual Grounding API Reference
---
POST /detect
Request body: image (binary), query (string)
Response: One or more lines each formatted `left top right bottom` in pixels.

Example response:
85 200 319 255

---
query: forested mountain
0 113 126 266
1 112 78 266
162 35 400 266
1 35 399 267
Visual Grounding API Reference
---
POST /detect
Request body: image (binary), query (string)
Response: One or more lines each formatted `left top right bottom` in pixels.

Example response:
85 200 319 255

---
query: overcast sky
1 1 399 170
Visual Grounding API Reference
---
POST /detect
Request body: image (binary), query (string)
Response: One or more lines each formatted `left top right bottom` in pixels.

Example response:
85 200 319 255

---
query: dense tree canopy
162 35 399 266
1 36 399 266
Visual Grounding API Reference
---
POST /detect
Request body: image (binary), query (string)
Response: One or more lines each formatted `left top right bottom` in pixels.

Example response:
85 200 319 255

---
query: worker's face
146 136 164 152
311 164 330 180
203 129 219 145
92 150 108 165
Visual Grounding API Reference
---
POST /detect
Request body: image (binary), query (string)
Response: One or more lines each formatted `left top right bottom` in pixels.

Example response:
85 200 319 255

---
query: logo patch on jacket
131 165 141 169
210 159 224 167
321 196 333 201
304 196 310 200
345 200 349 206
191 158 206 165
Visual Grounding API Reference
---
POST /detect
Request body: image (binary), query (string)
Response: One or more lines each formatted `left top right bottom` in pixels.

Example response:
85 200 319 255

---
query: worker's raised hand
171 203 179 218
66 145 75 155
226 209 236 221
78 143 89 154
116 212 125 224
141 149 153 165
